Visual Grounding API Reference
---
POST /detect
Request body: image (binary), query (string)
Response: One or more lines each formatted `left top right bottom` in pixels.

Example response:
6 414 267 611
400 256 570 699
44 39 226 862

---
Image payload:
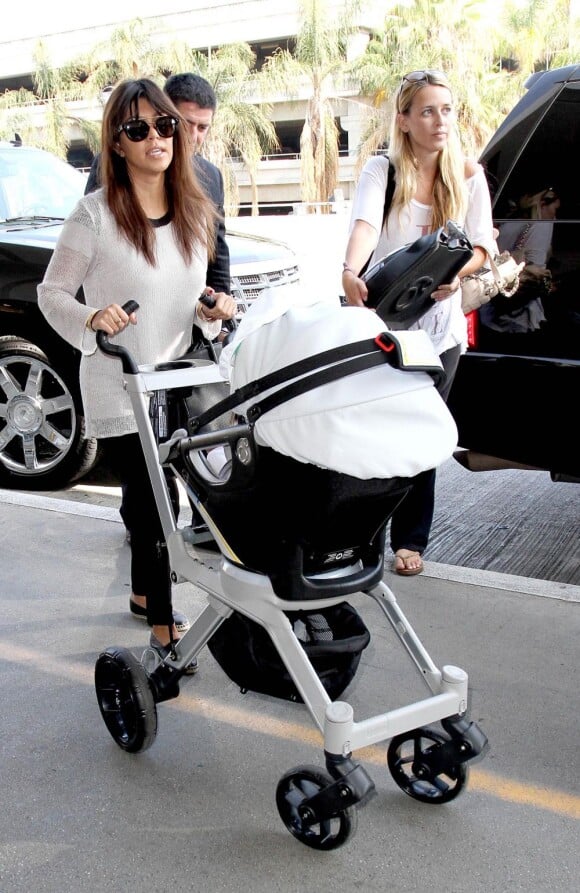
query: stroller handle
199 290 238 341
96 300 140 374
199 292 216 310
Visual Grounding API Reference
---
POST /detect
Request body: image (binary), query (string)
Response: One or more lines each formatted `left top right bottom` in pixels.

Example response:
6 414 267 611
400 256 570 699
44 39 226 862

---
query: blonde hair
388 70 467 231
519 188 558 219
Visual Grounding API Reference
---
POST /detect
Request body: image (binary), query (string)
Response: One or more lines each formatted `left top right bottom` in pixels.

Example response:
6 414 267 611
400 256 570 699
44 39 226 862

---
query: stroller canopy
221 286 458 480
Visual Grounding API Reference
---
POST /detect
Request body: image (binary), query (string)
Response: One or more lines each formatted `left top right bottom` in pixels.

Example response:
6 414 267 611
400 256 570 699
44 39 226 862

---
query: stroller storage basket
208 602 371 702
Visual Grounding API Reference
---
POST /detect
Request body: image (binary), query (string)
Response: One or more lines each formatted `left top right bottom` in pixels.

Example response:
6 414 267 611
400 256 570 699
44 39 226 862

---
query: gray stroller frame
94 312 488 851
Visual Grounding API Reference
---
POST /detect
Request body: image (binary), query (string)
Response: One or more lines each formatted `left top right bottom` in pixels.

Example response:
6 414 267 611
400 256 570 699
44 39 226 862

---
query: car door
448 65 580 479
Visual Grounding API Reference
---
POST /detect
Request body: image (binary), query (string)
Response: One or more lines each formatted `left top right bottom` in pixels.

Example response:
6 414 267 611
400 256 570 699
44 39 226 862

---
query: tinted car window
477 78 580 360
489 83 580 220
448 67 580 480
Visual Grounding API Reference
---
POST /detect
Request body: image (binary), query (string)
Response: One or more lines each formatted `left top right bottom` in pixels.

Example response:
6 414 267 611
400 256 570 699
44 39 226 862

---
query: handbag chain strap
513 222 532 254
487 252 523 297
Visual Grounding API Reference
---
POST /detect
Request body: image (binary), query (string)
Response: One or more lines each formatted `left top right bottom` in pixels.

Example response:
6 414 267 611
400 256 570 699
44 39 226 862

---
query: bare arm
341 219 379 307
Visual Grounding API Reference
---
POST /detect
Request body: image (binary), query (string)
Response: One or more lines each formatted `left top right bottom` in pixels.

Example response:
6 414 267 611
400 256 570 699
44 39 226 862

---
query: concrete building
1 1 387 211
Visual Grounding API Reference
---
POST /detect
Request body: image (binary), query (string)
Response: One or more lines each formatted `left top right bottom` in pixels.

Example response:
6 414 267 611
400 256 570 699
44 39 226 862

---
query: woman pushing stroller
37 78 236 670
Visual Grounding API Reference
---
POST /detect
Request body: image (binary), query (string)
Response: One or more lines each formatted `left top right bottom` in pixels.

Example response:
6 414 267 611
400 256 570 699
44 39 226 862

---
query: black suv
448 64 580 482
0 141 299 489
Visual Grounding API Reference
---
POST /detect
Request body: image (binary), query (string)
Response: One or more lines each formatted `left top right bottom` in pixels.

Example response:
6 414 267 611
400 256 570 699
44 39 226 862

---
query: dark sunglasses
402 69 447 85
116 115 178 142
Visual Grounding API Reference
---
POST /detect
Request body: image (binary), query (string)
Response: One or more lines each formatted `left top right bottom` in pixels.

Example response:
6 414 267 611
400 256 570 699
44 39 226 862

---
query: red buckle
374 333 395 353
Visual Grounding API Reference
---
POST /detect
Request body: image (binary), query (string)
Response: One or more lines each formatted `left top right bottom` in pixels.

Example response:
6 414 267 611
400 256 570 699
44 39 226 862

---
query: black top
149 211 172 228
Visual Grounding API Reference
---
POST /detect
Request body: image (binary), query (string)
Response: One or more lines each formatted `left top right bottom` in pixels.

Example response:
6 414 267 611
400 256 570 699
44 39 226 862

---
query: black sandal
129 599 190 632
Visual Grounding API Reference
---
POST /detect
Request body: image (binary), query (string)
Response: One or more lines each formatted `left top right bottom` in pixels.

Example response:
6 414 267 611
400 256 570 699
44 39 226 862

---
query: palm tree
260 0 362 212
0 87 39 146
0 18 277 214
351 0 526 166
497 0 580 73
80 18 163 99
82 28 277 214
0 41 101 158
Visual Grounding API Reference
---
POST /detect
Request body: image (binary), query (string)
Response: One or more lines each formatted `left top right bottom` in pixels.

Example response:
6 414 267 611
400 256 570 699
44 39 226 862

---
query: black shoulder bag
357 159 473 327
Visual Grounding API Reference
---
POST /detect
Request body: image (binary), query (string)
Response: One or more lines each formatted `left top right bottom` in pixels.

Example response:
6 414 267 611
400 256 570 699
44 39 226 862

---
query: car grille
231 265 300 315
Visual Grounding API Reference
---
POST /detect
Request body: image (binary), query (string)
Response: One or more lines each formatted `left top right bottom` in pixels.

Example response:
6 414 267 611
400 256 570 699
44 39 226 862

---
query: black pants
101 433 179 627
389 344 461 556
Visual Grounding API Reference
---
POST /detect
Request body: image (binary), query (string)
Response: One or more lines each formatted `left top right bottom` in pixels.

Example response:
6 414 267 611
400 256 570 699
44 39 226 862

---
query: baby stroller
94 288 487 851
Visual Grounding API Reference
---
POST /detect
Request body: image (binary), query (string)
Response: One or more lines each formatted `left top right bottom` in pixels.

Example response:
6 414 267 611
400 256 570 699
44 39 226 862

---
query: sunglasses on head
116 115 179 142
402 69 447 85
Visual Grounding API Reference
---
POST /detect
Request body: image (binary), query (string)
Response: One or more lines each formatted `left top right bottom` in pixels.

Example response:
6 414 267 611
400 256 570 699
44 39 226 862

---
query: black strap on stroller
187 330 445 434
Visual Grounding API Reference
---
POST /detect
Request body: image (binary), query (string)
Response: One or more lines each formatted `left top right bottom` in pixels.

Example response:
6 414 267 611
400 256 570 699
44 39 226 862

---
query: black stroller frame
94 308 488 851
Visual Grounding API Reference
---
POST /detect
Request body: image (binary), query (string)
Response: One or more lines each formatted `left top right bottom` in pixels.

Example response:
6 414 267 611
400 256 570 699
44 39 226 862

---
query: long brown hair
389 70 467 231
100 78 217 266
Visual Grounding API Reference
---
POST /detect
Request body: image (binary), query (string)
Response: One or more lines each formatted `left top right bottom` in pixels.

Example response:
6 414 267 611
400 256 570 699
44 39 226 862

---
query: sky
4 2 195 41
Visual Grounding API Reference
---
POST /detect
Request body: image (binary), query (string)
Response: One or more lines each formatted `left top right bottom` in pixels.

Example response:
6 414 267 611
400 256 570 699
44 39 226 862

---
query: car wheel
0 336 99 489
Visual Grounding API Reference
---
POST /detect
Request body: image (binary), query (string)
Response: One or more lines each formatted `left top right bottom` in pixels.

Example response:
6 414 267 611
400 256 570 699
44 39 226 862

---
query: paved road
0 492 578 892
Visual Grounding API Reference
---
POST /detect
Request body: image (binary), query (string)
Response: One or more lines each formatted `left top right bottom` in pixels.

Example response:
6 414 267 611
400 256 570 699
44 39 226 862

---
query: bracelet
86 310 99 331
342 262 356 276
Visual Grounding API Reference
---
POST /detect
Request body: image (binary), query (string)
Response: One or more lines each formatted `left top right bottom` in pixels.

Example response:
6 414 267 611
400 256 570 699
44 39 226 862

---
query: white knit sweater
38 190 220 438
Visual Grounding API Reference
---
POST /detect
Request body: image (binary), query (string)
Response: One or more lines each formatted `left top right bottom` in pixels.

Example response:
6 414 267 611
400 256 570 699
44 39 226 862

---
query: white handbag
460 252 524 313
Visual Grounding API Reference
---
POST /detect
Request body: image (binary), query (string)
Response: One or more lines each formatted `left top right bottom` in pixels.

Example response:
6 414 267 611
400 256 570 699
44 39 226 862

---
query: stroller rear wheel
95 646 158 753
276 765 357 850
387 726 468 803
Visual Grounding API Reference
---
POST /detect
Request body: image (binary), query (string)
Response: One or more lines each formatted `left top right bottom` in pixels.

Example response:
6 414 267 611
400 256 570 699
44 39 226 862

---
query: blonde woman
342 69 495 575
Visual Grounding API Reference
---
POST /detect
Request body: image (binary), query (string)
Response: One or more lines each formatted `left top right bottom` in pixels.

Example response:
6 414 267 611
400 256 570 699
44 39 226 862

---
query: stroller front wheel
95 646 158 753
276 765 357 850
387 726 468 804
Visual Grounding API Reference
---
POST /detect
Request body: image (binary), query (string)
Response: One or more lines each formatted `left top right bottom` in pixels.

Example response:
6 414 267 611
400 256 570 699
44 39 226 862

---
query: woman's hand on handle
342 269 370 308
197 288 237 322
90 302 138 335
341 219 377 308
